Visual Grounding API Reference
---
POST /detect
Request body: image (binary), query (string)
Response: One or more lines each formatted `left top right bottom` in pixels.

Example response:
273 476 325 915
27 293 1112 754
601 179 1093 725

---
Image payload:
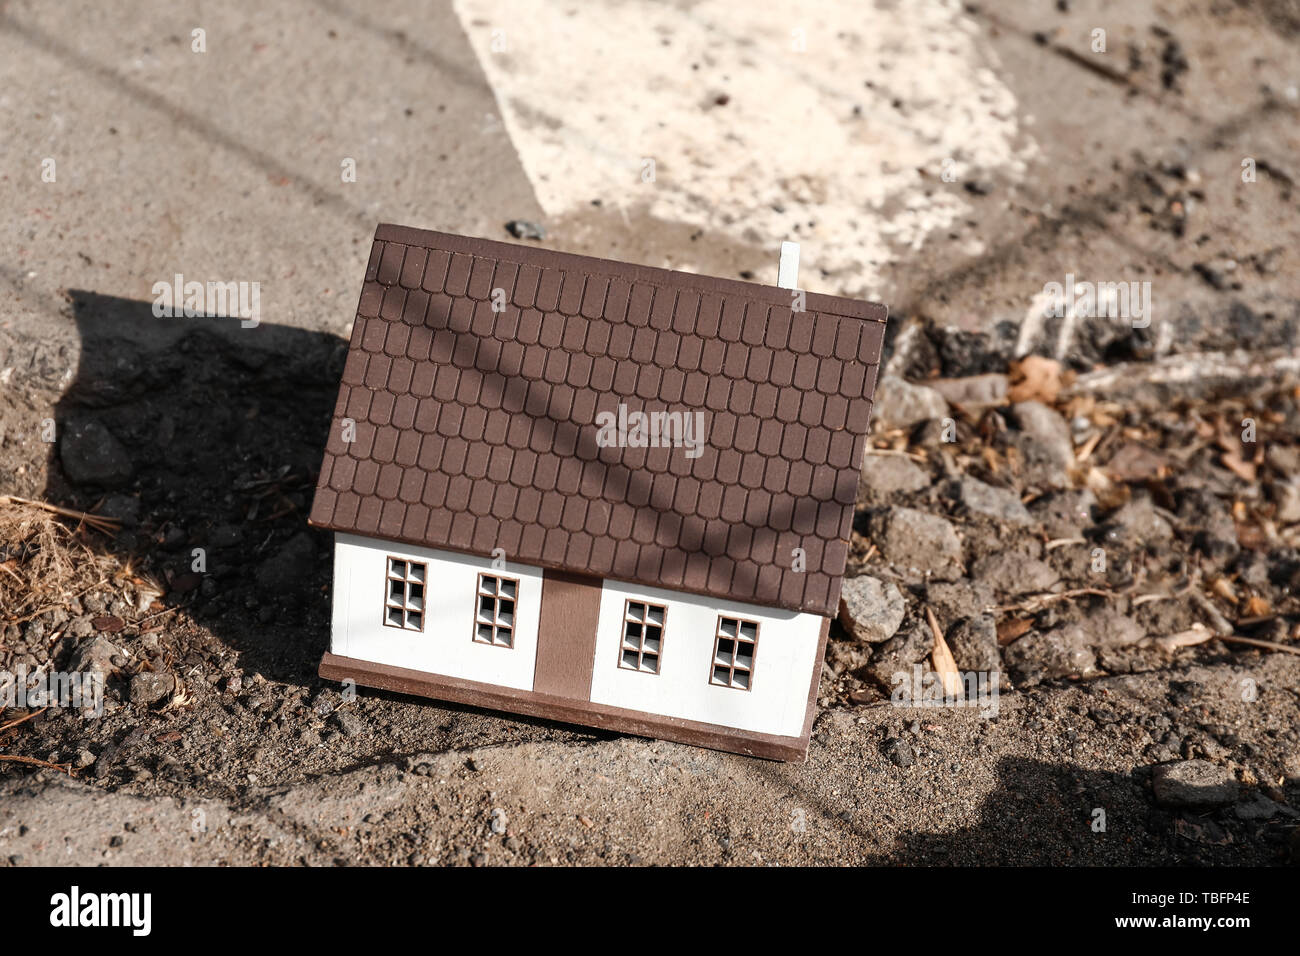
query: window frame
617 599 667 675
473 572 519 649
709 615 759 691
383 557 427 632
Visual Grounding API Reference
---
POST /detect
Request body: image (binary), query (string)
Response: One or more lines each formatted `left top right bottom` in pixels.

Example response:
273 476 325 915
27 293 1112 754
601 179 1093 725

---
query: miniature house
309 224 886 760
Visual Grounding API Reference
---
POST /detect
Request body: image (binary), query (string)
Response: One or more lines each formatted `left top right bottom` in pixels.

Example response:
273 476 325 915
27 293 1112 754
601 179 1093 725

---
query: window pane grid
710 616 758 690
619 600 666 674
473 573 518 648
384 558 427 631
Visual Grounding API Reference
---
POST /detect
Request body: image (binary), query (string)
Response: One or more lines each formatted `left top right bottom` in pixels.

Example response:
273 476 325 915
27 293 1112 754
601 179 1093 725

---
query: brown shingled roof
308 224 886 616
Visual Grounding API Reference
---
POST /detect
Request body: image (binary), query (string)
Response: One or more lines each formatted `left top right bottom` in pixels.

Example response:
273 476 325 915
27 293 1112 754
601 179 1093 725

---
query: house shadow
44 290 851 765
48 291 345 687
789 754 1297 866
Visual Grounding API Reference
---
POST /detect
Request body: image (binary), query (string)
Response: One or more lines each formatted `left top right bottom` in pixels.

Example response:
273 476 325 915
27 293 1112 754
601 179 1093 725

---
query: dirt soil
1 1 1299 866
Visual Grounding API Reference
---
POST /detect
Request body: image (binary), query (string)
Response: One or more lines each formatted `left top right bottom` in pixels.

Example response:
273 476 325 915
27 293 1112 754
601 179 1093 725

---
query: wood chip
924 607 963 696
1242 595 1272 617
1104 441 1170 481
1007 355 1066 404
996 617 1034 645
1151 623 1214 652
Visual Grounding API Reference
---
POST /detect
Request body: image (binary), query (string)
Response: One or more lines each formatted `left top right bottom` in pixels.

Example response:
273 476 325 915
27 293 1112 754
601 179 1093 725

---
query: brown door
532 569 603 699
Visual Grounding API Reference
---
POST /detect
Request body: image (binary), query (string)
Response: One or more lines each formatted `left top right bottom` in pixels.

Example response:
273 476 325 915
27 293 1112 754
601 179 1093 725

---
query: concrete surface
2 0 1299 866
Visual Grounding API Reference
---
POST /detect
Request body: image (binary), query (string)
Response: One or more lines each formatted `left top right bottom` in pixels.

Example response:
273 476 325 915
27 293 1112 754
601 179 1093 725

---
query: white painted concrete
454 0 1036 293
588 579 823 738
332 533 543 691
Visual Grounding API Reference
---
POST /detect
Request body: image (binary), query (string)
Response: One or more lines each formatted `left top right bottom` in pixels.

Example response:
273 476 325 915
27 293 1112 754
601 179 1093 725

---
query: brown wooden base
319 652 813 761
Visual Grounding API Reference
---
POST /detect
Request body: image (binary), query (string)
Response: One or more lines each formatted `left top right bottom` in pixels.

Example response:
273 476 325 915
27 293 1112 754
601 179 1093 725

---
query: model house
309 224 886 760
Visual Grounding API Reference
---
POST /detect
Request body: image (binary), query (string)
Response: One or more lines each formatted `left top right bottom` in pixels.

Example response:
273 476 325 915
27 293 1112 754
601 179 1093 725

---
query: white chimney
777 241 800 290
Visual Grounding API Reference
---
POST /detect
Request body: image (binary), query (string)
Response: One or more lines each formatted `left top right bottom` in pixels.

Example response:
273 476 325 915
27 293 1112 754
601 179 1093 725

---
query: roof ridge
373 223 887 325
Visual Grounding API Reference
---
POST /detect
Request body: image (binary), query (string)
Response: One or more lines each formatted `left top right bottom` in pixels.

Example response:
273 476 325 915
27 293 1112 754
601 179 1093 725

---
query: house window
474 573 518 648
384 558 426 631
619 600 666 674
710 616 758 690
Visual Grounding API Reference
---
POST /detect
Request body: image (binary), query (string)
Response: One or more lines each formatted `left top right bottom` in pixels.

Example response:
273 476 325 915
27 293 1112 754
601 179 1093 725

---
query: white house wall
332 533 543 691
588 580 823 738
332 533 822 738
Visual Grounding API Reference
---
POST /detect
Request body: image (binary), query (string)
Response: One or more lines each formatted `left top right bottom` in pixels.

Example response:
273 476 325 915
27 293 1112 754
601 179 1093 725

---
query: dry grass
0 499 117 627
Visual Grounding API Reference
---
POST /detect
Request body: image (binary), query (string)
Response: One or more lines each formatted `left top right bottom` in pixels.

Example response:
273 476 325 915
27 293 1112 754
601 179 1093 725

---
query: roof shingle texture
309 224 886 617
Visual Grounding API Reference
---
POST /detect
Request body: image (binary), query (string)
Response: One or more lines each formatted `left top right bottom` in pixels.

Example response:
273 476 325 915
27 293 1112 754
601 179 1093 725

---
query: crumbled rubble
829 320 1300 826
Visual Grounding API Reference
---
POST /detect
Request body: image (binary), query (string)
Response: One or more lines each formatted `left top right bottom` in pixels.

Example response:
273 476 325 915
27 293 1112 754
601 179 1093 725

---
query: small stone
838 575 907 643
1193 259 1236 290
1028 488 1097 538
865 622 933 688
946 615 1000 671
970 550 1059 596
59 419 134 488
75 749 96 768
925 579 994 631
97 494 140 527
209 524 244 548
1151 760 1240 808
1003 624 1097 685
1234 794 1281 820
945 477 1032 525
1266 445 1300 476
489 808 508 835
1103 494 1174 547
1270 480 1300 525
927 373 1008 411
875 507 963 580
68 636 127 676
333 709 365 737
1007 401 1074 489
883 737 915 767
129 671 175 706
1078 608 1144 647
505 220 546 240
1282 753 1300 781
874 376 949 431
858 454 930 500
